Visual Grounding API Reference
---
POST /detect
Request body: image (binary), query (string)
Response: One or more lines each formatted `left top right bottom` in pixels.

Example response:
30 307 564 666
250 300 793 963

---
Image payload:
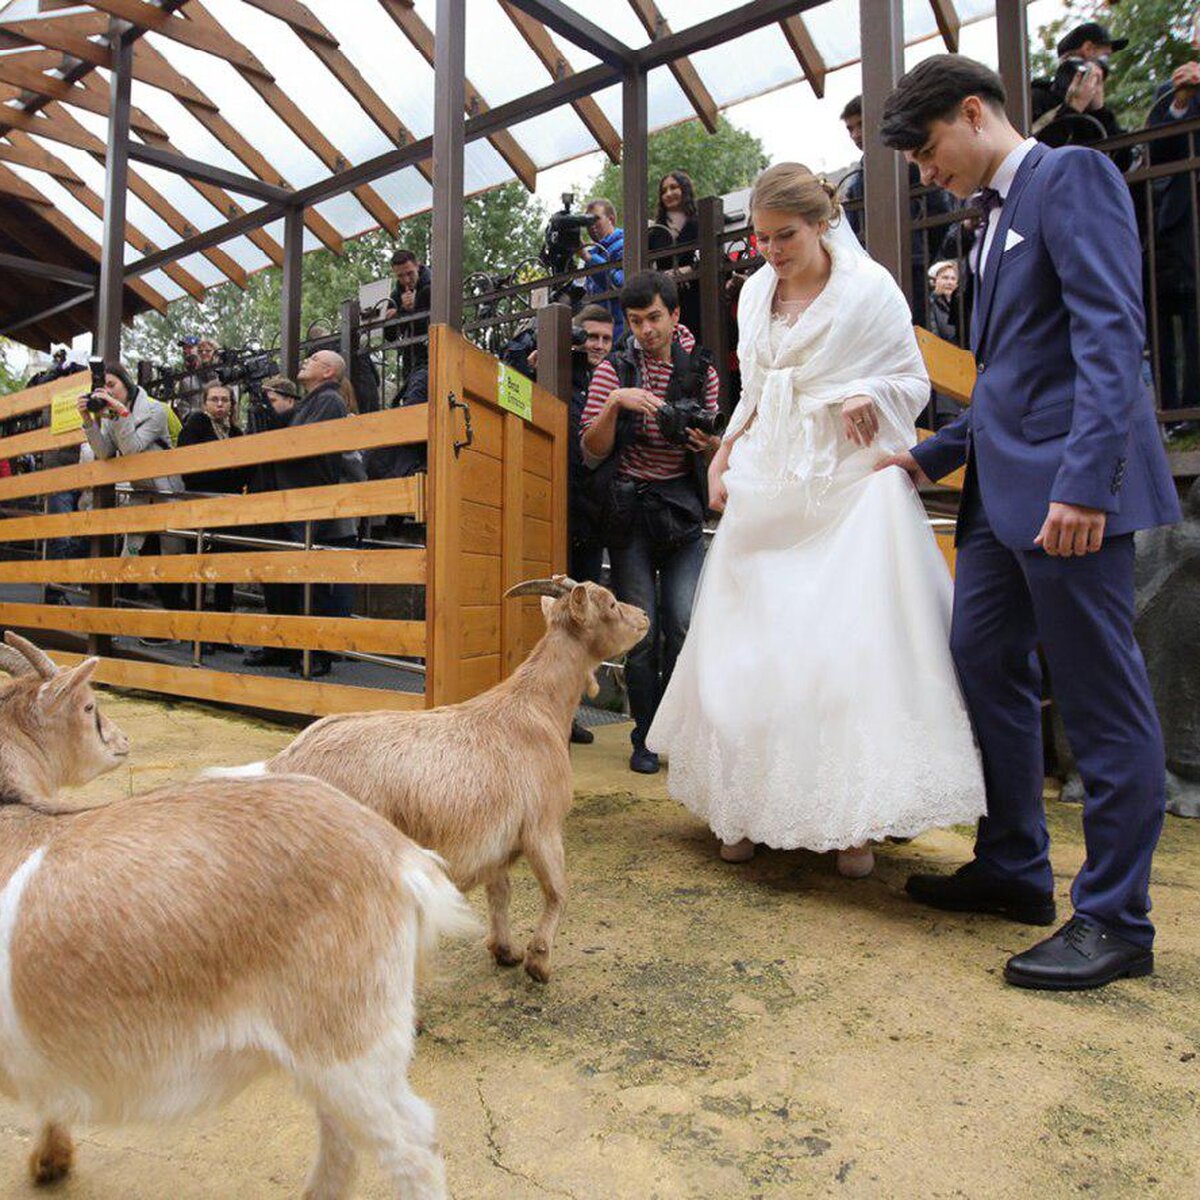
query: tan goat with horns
211 577 649 983
0 631 474 1199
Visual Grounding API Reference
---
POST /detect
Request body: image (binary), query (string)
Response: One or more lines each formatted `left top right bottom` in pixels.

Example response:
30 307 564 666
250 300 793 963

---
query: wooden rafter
130 40 340 258
0 137 85 185
625 0 718 133
0 169 53 206
0 14 219 108
377 0 538 191
35 98 250 289
83 0 275 78
6 128 206 300
180 1 402 236
0 163 167 312
499 1 621 163
779 14 826 98
930 0 960 52
0 55 167 140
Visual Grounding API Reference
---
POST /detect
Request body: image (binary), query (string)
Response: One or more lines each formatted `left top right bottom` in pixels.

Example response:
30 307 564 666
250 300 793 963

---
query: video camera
541 193 596 277
216 345 279 400
84 356 108 414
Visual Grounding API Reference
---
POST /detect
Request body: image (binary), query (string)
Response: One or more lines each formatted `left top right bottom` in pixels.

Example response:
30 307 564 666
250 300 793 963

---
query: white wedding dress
647 233 986 851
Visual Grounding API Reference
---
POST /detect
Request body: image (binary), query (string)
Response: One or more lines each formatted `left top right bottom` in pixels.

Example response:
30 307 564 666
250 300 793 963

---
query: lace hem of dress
655 708 987 853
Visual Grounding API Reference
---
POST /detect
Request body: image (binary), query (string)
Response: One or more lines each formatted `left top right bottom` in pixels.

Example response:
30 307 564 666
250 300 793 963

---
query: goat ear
540 595 555 622
568 584 590 625
39 657 98 705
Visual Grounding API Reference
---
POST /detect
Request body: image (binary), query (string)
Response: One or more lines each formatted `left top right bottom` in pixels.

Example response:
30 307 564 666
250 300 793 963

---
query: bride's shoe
719 838 756 863
836 845 875 878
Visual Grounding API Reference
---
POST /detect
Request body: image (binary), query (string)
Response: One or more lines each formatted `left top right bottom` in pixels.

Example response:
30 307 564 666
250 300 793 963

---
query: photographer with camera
580 198 626 341
77 360 185 621
580 271 721 775
1030 22 1132 171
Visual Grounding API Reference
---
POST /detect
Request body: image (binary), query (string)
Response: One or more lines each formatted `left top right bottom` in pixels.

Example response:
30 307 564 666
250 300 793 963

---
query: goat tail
201 761 269 780
400 847 480 974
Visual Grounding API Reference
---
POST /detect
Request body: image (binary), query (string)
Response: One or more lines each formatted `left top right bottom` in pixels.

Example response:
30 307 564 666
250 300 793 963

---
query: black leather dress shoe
906 861 1057 926
570 719 595 745
629 746 660 775
1004 917 1153 991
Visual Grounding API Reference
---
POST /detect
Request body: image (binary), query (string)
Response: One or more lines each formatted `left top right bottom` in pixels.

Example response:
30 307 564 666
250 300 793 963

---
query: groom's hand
875 450 932 489
1034 501 1106 556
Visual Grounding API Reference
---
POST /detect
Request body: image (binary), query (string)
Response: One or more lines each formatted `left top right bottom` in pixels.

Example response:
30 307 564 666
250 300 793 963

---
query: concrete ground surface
0 692 1195 1200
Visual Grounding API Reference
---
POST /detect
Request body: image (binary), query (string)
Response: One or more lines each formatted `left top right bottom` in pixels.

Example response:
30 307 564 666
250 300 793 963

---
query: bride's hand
708 445 731 512
841 395 879 447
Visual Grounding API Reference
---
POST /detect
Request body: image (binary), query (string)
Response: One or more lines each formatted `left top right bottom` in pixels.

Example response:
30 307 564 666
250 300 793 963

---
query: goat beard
585 668 599 699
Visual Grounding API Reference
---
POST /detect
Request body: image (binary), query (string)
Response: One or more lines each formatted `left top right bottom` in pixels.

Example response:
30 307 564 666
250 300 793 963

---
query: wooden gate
0 326 567 716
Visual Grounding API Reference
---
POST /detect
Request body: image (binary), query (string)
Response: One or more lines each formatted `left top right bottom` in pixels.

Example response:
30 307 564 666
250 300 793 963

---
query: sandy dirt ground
0 692 1195 1199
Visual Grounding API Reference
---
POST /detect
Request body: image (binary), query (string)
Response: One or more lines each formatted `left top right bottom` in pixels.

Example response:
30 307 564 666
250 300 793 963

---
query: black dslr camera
542 193 596 277
655 344 726 446
85 356 108 414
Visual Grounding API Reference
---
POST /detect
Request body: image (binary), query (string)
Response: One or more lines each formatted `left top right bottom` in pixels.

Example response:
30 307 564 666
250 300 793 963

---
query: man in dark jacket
244 354 356 676
384 248 432 404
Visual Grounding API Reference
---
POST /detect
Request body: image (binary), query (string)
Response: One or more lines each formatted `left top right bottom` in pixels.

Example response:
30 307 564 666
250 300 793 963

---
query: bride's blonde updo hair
749 162 842 228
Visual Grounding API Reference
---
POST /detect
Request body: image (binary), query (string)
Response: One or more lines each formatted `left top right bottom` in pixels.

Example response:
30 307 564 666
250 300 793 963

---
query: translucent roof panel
0 0 1011 326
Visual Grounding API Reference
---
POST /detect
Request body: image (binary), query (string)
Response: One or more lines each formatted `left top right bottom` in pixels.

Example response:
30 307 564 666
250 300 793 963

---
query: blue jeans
45 490 81 560
608 526 704 748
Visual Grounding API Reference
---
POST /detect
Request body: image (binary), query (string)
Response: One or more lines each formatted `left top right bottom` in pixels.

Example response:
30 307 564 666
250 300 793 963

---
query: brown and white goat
0 632 474 1199
212 578 648 984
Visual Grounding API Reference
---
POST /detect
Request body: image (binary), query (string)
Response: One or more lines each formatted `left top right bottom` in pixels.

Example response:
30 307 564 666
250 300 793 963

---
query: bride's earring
973 125 982 136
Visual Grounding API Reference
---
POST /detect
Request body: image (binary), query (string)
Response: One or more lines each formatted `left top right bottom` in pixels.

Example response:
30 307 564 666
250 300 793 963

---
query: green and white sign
497 361 533 422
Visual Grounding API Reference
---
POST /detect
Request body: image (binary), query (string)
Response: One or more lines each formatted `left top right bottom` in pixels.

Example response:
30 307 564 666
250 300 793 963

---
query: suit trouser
951 479 1166 947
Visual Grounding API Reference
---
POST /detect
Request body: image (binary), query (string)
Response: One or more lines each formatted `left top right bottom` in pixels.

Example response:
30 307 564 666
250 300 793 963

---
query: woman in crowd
653 169 702 334
648 163 985 877
926 259 965 430
77 363 185 622
178 381 248 627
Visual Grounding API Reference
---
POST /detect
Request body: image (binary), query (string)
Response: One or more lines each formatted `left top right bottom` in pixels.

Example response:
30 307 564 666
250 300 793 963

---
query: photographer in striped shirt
581 270 722 775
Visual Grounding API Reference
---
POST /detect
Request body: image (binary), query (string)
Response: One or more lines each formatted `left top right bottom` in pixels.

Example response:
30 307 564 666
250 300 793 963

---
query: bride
647 162 986 877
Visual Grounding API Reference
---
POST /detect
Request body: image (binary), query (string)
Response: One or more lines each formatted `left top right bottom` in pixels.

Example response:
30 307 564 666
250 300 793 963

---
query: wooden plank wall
425 326 568 706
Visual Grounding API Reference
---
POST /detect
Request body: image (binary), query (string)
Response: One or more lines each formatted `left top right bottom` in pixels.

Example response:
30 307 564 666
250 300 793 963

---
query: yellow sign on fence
49 386 85 436
496 362 532 422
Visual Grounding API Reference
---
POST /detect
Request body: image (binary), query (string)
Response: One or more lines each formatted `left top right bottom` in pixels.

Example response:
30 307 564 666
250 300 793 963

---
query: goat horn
3 631 59 679
504 577 575 600
0 645 34 678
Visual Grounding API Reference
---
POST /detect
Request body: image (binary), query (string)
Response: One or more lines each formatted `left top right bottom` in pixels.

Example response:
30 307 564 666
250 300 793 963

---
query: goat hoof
523 950 551 984
29 1129 74 1186
489 943 522 968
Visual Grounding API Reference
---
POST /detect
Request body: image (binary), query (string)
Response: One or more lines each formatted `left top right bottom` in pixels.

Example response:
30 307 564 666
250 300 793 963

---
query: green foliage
123 182 546 368
585 116 769 222
0 339 28 394
1032 1 1197 128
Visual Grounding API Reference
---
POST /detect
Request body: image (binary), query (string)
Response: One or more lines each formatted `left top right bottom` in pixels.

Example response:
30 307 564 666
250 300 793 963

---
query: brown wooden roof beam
930 0 961 52
377 0 538 191
0 136 85 185
0 163 167 312
130 41 338 257
780 14 827 98
84 0 275 78
6 129 206 300
0 55 167 140
499 1 621 163
182 1 402 235
36 98 250 289
626 0 718 132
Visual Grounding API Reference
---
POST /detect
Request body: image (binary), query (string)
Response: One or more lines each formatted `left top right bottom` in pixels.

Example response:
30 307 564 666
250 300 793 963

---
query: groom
878 56 1180 990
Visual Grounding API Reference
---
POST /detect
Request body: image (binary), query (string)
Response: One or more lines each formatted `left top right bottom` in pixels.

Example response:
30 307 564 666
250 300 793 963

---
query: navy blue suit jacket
913 142 1180 548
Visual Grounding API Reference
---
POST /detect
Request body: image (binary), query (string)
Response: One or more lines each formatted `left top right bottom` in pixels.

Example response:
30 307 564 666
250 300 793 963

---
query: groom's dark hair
881 55 1008 151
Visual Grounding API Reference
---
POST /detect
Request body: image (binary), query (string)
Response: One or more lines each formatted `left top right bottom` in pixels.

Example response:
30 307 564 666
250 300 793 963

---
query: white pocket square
1004 229 1025 252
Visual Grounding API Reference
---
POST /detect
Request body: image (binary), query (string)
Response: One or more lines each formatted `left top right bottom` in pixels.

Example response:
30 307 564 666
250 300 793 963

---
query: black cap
1057 21 1128 56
